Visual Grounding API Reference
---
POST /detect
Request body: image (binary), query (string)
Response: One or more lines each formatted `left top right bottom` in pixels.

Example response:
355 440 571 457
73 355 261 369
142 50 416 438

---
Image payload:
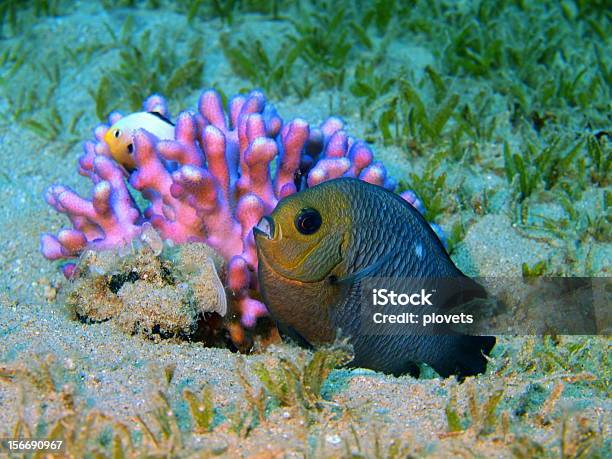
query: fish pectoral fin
331 250 395 286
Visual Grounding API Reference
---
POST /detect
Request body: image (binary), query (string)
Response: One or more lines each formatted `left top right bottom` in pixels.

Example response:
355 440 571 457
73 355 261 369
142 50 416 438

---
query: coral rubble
66 232 227 341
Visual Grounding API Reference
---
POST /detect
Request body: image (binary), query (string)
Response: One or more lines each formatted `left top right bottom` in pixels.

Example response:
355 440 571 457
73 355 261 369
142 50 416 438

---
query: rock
64 239 228 341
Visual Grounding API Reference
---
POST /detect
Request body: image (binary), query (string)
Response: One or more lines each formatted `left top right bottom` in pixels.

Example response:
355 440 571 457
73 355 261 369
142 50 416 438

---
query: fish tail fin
429 335 496 379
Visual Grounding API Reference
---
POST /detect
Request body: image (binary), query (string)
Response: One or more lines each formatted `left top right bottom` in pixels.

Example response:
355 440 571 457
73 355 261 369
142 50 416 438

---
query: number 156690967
1 439 64 452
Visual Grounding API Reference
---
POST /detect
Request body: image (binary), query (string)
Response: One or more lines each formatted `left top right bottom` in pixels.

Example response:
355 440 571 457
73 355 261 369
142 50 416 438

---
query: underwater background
0 0 610 456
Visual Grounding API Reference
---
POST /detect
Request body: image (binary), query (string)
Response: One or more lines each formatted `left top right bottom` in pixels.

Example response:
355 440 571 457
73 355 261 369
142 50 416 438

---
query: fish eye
127 143 134 153
295 208 322 235
114 129 121 138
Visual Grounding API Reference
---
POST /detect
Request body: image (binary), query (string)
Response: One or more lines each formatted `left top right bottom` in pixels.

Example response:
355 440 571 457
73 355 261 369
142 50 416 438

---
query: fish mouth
253 216 275 240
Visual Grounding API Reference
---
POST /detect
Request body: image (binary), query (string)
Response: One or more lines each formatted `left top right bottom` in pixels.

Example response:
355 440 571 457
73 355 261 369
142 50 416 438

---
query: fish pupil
295 208 322 235
114 129 121 138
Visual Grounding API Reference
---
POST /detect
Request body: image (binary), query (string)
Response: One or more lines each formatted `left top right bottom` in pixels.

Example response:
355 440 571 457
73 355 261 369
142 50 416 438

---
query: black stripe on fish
148 111 175 126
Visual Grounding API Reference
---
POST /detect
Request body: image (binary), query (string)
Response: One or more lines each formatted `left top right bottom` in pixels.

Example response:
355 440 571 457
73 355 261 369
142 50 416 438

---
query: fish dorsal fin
332 250 395 286
148 111 175 126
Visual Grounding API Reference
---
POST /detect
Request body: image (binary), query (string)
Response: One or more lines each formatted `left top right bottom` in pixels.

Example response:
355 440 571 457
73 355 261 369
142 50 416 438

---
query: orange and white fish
104 112 175 170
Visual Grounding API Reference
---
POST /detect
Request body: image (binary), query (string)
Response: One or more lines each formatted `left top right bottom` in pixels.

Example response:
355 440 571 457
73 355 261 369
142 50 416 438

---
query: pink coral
41 88 427 328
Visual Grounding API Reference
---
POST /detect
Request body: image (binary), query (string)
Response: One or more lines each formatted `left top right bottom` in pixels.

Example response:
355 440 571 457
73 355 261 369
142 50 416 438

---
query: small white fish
104 111 175 170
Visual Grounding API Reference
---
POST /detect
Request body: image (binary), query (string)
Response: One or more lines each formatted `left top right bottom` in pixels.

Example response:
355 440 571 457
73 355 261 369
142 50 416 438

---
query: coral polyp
41 88 429 328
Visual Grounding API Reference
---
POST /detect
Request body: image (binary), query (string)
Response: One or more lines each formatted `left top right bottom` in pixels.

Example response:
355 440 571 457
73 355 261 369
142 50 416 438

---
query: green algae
91 17 205 120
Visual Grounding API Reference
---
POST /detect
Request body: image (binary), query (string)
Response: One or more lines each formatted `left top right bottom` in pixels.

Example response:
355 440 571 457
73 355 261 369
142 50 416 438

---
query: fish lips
253 216 276 241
